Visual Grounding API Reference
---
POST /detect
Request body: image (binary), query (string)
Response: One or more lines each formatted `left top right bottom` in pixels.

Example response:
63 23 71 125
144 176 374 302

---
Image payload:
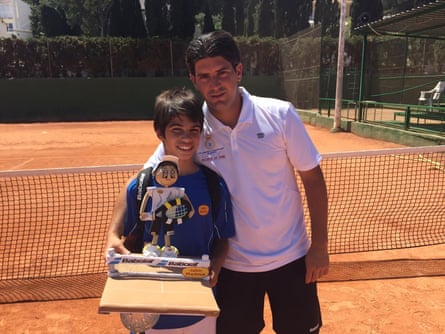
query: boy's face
157 115 201 162
190 56 242 115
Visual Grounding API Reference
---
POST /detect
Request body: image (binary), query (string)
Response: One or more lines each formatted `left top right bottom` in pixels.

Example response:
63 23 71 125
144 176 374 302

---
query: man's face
190 56 242 115
157 115 201 163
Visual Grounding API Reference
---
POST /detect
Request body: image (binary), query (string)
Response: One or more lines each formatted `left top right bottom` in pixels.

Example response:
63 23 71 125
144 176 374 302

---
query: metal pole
333 0 346 131
357 35 367 122
400 35 409 104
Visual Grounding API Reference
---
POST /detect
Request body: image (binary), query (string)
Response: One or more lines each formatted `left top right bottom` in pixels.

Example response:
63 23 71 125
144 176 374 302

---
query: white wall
0 0 32 39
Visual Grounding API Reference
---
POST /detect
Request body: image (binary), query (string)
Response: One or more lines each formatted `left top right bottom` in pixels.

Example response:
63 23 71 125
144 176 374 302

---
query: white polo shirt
146 87 321 272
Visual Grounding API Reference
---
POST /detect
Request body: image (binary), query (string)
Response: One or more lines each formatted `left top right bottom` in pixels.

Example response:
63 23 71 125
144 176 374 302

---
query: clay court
0 121 444 333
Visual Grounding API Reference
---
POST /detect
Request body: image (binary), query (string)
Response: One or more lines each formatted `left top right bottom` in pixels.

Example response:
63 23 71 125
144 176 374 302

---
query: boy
107 87 235 333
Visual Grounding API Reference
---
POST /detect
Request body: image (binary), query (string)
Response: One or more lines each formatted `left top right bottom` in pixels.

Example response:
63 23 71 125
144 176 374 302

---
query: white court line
9 158 35 170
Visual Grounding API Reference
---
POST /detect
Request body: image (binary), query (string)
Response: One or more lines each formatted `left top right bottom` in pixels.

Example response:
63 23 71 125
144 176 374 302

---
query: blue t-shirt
125 165 235 329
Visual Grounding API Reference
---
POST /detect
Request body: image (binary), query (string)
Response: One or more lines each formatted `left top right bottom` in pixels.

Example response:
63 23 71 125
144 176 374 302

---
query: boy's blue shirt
124 165 235 330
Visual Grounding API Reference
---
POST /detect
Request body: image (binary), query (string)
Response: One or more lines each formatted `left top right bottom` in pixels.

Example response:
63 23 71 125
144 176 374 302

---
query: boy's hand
104 236 130 260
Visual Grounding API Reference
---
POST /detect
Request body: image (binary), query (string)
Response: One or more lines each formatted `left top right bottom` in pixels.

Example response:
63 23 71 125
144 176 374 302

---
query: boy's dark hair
185 30 241 76
153 88 203 137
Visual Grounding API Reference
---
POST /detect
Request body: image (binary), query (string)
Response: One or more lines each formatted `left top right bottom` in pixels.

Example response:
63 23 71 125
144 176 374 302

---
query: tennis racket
155 197 193 224
106 249 210 280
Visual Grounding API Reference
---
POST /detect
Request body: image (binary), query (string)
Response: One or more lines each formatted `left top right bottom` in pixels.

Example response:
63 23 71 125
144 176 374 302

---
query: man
146 30 329 334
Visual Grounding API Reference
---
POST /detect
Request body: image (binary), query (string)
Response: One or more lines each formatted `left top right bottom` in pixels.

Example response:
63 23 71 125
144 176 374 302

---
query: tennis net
1 146 444 302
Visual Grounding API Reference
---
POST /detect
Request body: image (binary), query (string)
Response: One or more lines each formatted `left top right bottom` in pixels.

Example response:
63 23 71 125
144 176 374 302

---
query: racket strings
166 204 189 219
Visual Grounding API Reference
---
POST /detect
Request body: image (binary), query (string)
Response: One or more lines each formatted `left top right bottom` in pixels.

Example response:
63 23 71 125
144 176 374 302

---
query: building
0 0 32 39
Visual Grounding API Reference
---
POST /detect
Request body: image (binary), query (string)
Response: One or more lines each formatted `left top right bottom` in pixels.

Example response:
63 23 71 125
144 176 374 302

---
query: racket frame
106 248 210 280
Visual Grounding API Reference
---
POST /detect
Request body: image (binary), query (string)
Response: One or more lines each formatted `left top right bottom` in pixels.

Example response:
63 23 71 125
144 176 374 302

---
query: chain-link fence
278 25 321 111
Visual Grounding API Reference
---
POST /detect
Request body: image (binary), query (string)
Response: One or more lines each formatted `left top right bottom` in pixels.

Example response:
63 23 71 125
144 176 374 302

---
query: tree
258 0 274 37
234 0 244 36
39 5 71 37
351 0 383 28
23 0 114 37
109 0 146 38
246 0 259 36
222 0 236 35
275 0 299 37
202 1 215 33
75 0 114 36
170 0 196 38
294 0 311 33
315 0 340 37
145 0 167 37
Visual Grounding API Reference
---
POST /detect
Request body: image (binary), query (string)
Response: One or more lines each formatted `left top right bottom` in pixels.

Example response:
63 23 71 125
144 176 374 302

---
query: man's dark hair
185 30 241 76
153 87 203 137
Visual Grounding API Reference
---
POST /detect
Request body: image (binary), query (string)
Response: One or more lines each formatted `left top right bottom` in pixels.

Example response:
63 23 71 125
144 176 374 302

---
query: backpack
124 165 222 253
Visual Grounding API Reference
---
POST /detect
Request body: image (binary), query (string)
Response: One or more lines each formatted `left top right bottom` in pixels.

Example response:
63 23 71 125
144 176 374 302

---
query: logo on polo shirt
256 132 265 139
197 146 226 162
204 136 215 149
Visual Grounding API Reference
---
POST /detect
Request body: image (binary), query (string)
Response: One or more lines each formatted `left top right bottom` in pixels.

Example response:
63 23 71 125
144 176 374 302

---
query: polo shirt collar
203 86 253 133
238 87 254 125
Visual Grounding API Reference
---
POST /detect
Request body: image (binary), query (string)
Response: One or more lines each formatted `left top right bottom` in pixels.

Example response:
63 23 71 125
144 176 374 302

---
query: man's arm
298 165 329 283
208 238 229 288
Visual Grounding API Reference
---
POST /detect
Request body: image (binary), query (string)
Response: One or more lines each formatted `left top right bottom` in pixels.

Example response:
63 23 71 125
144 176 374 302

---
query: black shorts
215 257 322 334
148 218 175 234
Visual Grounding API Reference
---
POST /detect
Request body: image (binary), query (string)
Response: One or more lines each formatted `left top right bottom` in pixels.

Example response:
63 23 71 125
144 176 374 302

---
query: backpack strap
201 165 221 223
124 166 153 253
136 167 154 212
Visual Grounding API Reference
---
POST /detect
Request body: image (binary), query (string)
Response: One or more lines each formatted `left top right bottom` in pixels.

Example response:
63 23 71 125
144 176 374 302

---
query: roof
354 0 445 40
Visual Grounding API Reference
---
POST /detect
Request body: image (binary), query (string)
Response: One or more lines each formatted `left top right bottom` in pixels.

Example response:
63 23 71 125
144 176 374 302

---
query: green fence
0 76 284 123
